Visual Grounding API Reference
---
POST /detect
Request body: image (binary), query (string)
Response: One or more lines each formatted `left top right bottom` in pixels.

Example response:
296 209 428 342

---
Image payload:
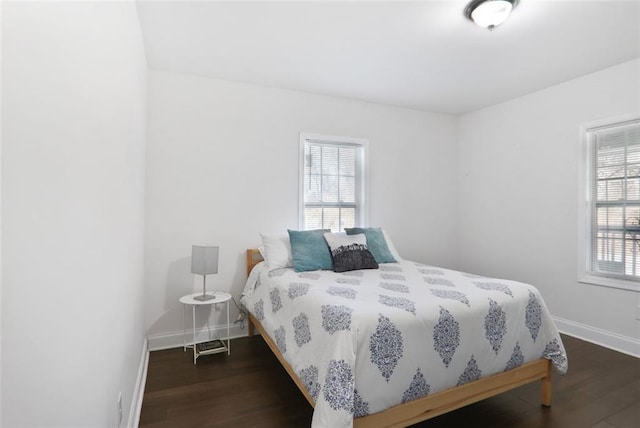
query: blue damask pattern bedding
240 260 567 428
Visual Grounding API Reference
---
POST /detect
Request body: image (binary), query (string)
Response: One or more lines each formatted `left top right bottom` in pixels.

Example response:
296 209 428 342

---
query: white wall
0 1 3 422
145 70 458 345
2 2 147 427
457 59 640 353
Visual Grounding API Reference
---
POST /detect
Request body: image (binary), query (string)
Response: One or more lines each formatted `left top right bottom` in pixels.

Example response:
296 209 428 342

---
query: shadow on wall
146 256 213 340
146 250 254 346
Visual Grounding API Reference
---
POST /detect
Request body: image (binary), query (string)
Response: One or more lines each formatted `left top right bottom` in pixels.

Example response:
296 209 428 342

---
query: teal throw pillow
288 229 333 272
345 227 397 263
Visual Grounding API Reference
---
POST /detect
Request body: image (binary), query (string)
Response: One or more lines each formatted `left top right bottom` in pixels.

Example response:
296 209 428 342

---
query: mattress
240 259 567 428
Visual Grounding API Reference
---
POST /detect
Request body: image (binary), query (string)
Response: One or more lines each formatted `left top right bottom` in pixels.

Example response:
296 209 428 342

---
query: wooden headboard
246 248 263 276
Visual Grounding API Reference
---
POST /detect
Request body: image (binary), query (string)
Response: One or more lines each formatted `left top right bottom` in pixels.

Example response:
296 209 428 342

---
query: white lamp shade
191 245 219 275
471 0 513 28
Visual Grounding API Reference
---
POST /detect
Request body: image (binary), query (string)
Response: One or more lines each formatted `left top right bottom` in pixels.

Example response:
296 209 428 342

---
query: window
299 133 368 232
580 116 640 290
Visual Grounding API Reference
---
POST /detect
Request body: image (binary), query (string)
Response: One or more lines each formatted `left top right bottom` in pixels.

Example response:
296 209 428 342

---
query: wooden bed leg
248 317 255 338
541 360 552 407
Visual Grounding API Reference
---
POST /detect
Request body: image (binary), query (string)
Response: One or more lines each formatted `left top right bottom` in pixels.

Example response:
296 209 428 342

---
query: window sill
579 274 639 292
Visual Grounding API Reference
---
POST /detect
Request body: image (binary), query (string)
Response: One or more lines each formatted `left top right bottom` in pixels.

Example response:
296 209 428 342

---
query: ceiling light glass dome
464 0 519 30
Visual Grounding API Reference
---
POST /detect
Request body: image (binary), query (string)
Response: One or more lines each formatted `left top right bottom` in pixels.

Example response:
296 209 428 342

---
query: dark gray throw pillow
323 233 379 273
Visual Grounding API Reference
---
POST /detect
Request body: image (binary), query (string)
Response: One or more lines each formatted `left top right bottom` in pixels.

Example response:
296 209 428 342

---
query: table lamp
191 245 219 301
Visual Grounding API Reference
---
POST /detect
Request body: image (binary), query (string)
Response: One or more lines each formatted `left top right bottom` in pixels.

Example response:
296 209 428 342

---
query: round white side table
179 291 232 364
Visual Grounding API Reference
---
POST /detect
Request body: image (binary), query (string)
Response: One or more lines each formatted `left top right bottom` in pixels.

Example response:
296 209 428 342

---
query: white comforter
240 260 567 428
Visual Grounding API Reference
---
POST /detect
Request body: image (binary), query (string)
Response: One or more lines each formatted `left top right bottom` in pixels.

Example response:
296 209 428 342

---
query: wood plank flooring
140 334 639 427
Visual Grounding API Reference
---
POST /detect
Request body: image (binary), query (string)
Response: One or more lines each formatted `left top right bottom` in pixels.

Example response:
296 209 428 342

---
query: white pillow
323 232 367 249
260 233 293 270
382 229 403 261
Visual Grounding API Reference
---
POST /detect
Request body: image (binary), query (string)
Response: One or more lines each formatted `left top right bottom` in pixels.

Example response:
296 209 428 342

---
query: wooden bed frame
245 249 552 427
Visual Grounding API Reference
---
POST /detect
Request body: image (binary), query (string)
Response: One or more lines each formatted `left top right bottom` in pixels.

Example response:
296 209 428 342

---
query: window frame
578 114 640 292
298 132 369 231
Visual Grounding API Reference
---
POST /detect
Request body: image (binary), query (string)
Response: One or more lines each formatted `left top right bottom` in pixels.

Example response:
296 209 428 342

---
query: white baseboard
552 316 640 358
147 323 248 351
128 337 149 428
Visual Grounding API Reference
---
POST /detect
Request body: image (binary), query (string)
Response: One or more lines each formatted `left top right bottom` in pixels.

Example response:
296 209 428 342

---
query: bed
241 246 567 428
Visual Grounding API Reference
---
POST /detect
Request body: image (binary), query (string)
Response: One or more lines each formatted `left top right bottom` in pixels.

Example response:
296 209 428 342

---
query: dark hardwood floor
140 334 639 427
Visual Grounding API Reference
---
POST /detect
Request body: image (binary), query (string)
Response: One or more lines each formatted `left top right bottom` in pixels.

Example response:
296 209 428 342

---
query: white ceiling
136 1 640 115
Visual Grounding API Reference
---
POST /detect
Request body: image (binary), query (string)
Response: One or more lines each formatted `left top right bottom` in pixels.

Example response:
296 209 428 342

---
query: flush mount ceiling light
464 0 519 30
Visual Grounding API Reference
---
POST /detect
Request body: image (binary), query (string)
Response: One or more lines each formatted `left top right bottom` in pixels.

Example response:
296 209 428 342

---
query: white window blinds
300 135 367 232
591 119 640 280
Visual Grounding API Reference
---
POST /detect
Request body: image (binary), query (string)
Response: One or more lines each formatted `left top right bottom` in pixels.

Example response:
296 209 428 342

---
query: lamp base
193 293 216 301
